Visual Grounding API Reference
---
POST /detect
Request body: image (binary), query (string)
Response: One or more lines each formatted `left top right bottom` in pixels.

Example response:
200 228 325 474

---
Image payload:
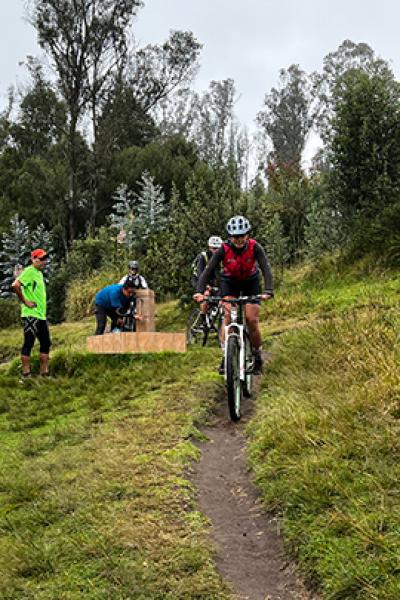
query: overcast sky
1 0 400 145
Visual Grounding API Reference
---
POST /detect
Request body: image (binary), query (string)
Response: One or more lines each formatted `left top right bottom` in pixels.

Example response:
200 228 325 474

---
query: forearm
196 249 223 293
12 282 27 304
255 245 274 293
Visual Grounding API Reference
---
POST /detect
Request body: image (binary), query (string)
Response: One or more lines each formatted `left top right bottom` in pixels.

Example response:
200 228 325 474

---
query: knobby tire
226 335 242 421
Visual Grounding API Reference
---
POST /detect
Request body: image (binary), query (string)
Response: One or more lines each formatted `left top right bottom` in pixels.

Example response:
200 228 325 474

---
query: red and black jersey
196 239 273 294
222 239 257 280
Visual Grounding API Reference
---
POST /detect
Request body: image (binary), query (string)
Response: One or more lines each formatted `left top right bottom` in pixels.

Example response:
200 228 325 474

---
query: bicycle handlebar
204 294 265 304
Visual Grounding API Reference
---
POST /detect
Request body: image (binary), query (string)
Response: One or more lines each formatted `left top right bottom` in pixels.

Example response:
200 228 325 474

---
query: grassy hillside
0 345 231 599
2 262 400 598
249 263 400 599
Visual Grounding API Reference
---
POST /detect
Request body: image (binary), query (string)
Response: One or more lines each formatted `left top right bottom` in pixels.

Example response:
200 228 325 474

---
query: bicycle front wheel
226 336 242 421
186 309 207 345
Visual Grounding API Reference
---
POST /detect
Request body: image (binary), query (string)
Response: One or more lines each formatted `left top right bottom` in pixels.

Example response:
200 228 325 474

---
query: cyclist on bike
193 216 273 374
119 260 148 289
94 276 137 335
191 236 223 324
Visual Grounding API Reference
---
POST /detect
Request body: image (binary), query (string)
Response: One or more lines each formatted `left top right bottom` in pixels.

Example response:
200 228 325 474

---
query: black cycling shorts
220 275 261 304
21 318 52 356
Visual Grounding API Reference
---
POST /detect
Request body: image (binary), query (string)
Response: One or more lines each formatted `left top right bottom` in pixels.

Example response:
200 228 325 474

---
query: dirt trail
191 364 318 600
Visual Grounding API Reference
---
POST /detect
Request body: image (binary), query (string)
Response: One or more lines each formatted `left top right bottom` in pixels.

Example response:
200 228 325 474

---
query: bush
0 298 20 329
65 270 122 321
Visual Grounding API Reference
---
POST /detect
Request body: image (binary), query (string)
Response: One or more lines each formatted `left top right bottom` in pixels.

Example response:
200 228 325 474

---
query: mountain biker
11 248 51 378
94 277 137 335
119 260 148 289
191 236 223 323
193 216 273 374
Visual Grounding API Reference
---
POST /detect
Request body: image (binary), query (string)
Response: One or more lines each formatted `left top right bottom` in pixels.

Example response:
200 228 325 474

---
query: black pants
220 274 261 304
21 318 51 356
94 305 119 335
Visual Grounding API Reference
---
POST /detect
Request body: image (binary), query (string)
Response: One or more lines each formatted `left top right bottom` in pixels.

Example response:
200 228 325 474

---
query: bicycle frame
224 304 246 383
206 294 261 380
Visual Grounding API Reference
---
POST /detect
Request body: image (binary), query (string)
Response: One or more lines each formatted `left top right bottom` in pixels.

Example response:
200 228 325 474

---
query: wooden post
135 289 155 332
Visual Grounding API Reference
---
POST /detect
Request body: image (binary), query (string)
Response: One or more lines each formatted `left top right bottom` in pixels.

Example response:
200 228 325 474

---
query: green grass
249 262 400 600
0 345 230 599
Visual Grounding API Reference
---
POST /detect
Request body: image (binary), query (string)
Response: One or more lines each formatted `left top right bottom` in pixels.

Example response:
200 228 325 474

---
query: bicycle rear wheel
186 309 207 345
226 335 242 421
243 331 253 398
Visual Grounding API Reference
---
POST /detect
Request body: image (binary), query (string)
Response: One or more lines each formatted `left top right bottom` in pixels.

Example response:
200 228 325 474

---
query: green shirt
17 265 47 320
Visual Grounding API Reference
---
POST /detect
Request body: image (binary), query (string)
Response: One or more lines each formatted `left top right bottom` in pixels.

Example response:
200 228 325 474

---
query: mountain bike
206 295 262 421
186 288 223 346
114 298 138 332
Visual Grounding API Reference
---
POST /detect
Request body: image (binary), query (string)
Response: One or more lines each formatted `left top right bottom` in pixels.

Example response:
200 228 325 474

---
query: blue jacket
95 284 128 310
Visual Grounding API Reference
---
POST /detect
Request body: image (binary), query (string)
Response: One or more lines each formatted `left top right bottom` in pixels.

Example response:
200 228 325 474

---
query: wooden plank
87 331 186 354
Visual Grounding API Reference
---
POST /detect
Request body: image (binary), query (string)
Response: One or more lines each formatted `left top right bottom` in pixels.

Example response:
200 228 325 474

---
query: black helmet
128 260 139 270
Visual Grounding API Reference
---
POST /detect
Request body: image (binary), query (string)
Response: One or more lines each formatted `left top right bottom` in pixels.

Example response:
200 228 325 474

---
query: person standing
11 248 51 377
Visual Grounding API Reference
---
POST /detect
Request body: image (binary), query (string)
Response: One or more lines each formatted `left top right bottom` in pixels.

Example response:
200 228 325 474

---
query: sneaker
253 351 263 375
218 357 225 375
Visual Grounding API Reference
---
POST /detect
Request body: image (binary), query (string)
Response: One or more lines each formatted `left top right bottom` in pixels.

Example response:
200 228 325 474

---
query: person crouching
94 277 136 335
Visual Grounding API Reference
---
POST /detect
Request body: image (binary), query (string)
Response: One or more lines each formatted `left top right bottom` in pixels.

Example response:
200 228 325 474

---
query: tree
315 39 393 141
196 79 236 165
109 183 136 250
0 215 31 296
328 71 400 255
304 177 341 260
130 30 202 112
96 81 157 156
31 0 143 242
10 60 67 159
263 213 289 279
135 171 167 239
257 64 315 168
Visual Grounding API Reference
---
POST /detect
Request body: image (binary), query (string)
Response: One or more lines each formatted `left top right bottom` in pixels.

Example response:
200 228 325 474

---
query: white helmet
226 215 251 236
208 235 223 249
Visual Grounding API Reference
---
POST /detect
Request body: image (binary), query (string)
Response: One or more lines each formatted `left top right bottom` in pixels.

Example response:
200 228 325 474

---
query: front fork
224 323 245 382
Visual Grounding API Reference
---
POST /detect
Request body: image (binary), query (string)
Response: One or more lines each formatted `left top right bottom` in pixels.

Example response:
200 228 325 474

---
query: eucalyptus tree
129 30 202 112
315 39 393 141
257 64 315 168
30 0 144 242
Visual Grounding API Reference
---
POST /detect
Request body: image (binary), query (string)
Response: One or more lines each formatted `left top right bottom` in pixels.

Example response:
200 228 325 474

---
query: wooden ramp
87 331 186 354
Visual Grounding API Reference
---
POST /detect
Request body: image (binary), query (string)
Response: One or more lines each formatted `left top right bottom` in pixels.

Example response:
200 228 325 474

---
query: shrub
65 270 122 321
0 298 20 329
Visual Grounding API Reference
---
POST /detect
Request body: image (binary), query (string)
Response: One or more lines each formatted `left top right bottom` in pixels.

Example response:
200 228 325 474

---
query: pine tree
31 223 56 281
0 215 31 296
109 184 137 250
135 171 167 239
